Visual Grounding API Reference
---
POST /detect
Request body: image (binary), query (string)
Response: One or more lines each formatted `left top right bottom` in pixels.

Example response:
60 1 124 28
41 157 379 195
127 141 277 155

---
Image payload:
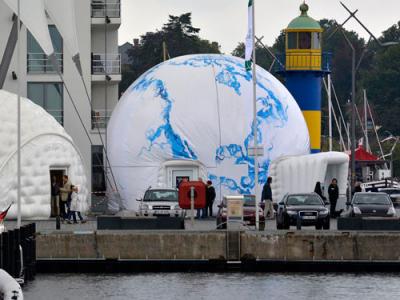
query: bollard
56 216 61 230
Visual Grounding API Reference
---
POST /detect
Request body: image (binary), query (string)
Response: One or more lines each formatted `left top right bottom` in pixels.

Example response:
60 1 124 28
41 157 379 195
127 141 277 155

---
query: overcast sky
119 0 400 53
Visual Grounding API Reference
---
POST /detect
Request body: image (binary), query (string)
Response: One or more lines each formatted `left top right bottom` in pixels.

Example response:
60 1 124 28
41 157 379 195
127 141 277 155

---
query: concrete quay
36 230 400 272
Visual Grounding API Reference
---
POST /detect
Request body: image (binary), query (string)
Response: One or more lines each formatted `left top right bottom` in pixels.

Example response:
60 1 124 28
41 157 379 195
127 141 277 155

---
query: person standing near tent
328 178 339 217
59 175 71 220
68 185 86 224
262 177 273 219
314 182 326 201
206 180 216 217
50 176 60 217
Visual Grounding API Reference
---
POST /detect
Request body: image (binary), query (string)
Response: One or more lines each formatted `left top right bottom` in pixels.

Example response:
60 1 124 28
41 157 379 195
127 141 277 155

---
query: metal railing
274 52 332 73
91 0 120 18
27 53 63 74
91 53 121 75
91 109 112 129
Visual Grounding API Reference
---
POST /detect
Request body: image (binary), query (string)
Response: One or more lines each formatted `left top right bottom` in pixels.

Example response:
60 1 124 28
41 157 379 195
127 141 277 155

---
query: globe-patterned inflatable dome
0 89 88 219
108 54 310 211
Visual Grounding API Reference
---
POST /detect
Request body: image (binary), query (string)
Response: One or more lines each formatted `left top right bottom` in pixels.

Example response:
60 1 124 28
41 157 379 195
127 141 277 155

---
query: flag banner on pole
4 0 54 56
245 0 254 72
0 204 12 222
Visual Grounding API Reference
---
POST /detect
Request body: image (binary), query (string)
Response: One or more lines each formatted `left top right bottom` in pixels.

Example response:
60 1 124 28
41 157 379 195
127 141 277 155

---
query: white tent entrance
161 160 207 189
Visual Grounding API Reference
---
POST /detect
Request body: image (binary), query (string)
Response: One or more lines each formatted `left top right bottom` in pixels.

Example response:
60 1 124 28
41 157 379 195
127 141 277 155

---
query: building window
298 32 312 49
27 83 63 125
27 25 63 73
287 32 297 49
92 146 106 195
312 32 321 49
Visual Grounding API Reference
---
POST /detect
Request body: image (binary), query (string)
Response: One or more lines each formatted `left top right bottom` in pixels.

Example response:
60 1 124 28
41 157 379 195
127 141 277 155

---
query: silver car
138 188 185 218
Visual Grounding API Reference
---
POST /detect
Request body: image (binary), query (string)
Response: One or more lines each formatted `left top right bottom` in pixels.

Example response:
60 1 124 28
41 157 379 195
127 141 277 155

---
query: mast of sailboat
328 74 332 151
16 0 21 229
363 89 369 152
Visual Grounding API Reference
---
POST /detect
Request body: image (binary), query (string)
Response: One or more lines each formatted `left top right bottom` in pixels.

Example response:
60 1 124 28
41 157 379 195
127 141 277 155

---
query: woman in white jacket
68 185 86 224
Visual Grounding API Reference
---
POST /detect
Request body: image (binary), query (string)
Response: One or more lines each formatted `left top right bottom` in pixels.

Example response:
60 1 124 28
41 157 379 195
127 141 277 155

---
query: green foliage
119 13 221 94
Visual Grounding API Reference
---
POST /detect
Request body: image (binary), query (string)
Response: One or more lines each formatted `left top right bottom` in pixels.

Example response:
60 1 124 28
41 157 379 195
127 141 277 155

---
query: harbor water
23 272 400 300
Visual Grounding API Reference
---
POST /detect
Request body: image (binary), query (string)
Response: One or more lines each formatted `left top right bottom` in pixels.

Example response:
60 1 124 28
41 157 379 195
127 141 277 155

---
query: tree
230 30 285 73
119 13 221 94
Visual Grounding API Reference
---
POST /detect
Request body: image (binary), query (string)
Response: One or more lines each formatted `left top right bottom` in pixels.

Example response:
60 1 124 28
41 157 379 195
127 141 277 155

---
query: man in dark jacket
328 178 339 217
206 180 216 217
261 177 273 218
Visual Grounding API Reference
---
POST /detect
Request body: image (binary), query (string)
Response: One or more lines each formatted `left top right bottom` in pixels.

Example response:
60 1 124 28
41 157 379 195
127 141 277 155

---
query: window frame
27 82 64 125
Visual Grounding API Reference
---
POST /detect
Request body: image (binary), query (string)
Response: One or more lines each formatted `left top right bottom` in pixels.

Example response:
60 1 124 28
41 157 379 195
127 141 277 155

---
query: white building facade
0 0 121 205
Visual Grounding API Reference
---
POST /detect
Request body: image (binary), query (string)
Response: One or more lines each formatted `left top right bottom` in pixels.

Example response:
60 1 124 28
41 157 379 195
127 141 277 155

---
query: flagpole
251 0 259 230
17 0 22 229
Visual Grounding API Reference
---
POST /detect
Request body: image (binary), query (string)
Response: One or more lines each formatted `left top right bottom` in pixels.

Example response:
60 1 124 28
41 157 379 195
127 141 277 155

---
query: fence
0 223 36 283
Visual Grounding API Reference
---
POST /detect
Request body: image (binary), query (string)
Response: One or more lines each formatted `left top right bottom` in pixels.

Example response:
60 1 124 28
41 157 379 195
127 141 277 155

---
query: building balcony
27 53 63 74
274 52 332 73
91 53 121 82
91 109 112 130
91 0 121 29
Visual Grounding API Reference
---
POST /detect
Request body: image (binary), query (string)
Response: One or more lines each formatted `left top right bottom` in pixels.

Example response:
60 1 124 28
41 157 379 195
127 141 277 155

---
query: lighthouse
278 3 331 153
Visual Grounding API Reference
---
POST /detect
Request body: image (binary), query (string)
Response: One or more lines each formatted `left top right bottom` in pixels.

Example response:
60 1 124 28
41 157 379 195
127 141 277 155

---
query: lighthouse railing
274 51 332 73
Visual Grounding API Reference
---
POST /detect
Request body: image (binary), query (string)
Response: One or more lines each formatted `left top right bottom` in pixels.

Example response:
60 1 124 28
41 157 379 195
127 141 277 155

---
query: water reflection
23 273 400 300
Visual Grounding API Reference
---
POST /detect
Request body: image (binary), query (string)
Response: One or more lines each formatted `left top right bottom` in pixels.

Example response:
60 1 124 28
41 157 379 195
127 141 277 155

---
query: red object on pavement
178 181 206 209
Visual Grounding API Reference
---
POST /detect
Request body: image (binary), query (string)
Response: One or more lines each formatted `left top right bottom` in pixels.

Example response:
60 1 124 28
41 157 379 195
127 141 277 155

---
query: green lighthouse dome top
287 3 321 30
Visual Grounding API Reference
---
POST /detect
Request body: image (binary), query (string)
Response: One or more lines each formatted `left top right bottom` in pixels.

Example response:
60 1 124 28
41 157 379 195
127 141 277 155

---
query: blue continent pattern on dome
132 65 198 160
129 54 289 194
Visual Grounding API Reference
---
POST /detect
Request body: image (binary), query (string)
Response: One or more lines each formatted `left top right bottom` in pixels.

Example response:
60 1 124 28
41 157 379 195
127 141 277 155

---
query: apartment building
0 0 121 201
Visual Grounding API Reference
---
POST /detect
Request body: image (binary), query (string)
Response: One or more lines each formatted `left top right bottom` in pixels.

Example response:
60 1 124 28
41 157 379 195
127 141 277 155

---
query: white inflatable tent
269 151 349 212
0 89 88 219
108 54 311 211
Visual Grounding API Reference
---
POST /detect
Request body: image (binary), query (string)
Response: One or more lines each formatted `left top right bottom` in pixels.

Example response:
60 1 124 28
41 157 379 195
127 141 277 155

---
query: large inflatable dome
108 54 310 211
0 89 88 219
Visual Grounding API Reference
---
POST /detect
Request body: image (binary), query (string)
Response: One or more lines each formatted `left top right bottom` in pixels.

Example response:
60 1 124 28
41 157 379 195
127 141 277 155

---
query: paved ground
5 216 339 232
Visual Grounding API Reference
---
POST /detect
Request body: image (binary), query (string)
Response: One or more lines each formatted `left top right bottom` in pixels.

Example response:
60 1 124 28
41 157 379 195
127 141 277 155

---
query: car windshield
286 195 323 206
143 190 178 202
353 194 391 205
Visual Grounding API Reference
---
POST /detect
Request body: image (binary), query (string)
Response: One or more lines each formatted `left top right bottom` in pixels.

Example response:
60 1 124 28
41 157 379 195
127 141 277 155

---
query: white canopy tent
0 89 89 219
269 152 349 212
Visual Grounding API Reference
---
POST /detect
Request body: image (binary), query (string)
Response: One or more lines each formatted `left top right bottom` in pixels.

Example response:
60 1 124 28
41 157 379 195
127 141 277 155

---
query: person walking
59 175 72 221
50 176 60 217
314 182 326 201
262 177 274 219
206 180 216 218
354 182 362 194
328 178 339 218
68 185 86 224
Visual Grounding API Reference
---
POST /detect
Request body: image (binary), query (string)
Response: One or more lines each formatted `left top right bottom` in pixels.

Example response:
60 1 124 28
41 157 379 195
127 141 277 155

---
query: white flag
3 0 54 56
44 0 79 58
245 0 254 71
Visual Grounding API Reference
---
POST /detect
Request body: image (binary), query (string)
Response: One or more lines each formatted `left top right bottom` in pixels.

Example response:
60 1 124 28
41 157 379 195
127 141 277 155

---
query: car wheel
323 218 330 230
315 222 322 230
296 217 302 230
259 221 265 231
283 216 290 229
276 220 283 230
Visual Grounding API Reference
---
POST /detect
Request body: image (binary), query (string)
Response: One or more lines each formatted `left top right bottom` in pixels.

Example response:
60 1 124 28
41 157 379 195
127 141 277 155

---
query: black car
276 193 330 230
379 188 400 207
342 192 397 218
